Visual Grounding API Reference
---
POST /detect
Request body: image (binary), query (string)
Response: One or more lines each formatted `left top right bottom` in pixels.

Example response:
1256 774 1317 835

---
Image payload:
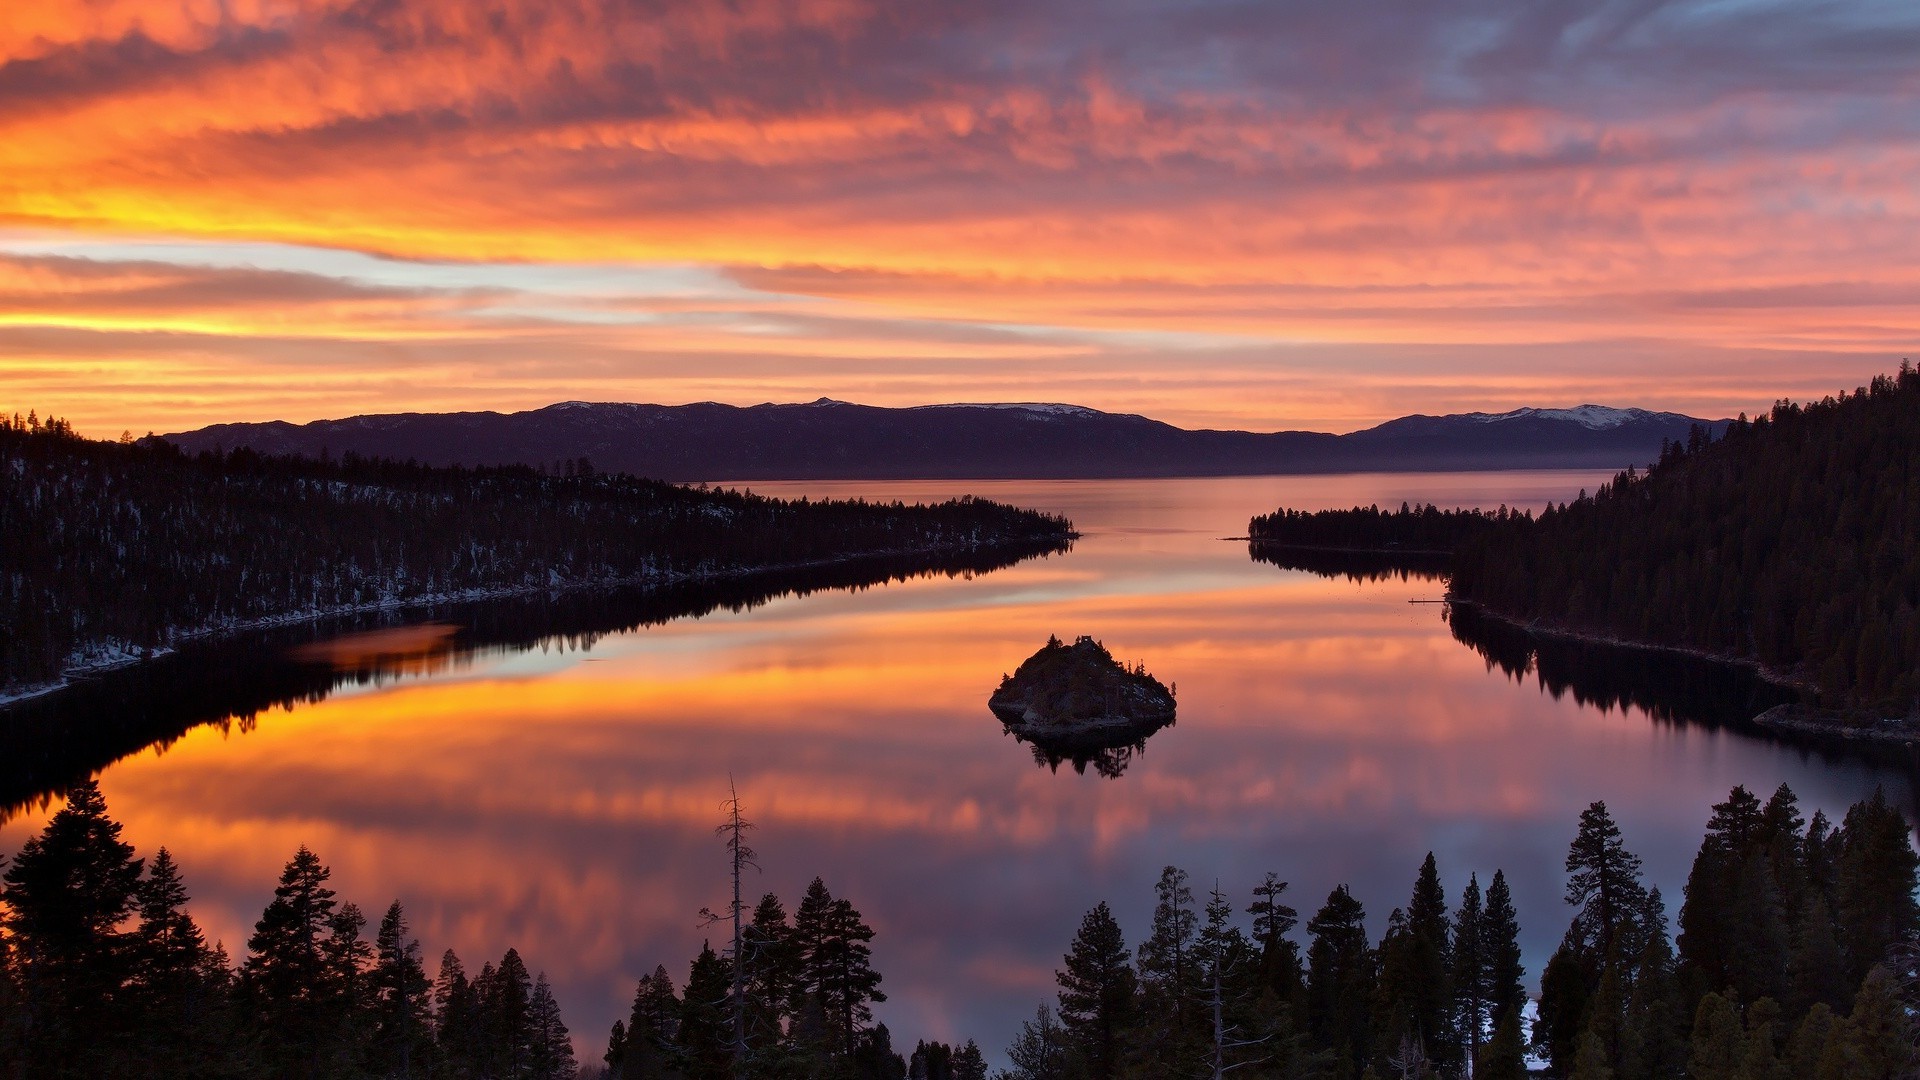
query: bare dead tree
699 777 759 1073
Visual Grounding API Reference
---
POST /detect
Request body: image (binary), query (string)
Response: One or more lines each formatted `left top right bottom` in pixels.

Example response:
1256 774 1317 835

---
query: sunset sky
3 0 1917 435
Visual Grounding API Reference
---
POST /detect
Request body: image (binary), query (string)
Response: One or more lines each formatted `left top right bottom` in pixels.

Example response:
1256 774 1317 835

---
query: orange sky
2 0 1916 434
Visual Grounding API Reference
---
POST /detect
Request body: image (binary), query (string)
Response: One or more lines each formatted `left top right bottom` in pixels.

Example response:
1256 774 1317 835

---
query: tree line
7 780 1913 1079
1247 504 1525 555
1247 366 1920 712
0 780 578 1078
997 786 1918 1080
0 413 1073 692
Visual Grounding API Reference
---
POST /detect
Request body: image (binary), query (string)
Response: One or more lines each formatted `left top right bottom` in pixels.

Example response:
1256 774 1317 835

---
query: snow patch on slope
1464 405 1661 430
914 402 1104 418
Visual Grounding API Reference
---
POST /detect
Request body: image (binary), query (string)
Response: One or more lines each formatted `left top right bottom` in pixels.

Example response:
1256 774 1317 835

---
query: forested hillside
1248 368 1920 713
1450 367 1920 711
0 415 1073 692
1249 503 1524 553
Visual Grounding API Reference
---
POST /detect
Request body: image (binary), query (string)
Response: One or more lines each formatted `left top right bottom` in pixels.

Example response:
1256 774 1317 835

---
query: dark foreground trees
999 789 1920 1080
0 781 580 1079
4 779 1917 1080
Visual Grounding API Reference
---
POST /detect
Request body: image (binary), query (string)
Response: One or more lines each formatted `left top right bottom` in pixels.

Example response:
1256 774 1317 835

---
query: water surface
3 471 1911 1061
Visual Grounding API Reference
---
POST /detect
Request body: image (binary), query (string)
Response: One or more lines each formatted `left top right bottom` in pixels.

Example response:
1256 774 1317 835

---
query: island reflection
2 473 1911 1065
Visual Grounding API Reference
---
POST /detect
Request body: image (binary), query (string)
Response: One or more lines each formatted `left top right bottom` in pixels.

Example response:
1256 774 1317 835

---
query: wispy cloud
1 0 1914 431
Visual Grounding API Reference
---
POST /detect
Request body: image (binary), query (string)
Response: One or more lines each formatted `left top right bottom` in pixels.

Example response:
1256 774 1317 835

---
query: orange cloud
1 0 1915 431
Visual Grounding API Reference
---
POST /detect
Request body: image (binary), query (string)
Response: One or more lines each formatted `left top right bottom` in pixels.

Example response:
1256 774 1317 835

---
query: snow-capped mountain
165 399 1725 481
1464 405 1665 430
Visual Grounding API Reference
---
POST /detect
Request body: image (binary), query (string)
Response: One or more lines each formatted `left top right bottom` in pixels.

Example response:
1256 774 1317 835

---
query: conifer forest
1251 368 1920 713
4 781 1918 1079
0 417 1075 692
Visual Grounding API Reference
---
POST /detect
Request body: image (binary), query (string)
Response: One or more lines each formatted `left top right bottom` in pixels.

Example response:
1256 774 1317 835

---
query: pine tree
605 1019 629 1079
1477 1005 1527 1080
1248 872 1305 1010
1833 790 1920 987
1842 966 1915 1080
368 901 434 1079
1306 884 1374 1078
682 941 734 1079
1481 870 1526 1028
1136 865 1202 1071
1566 802 1649 965
1373 853 1453 1076
0 779 144 1074
1623 890 1685 1080
1055 901 1136 1079
433 950 481 1077
1453 872 1487 1065
1536 943 1591 1074
791 877 885 1063
129 845 233 1077
741 891 794 1061
242 845 356 1076
1685 992 1742 1080
527 973 577 1080
950 1039 988 1080
621 964 683 1078
484 949 535 1079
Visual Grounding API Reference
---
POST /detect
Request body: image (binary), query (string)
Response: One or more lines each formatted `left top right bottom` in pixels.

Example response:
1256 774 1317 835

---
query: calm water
3 471 1914 1062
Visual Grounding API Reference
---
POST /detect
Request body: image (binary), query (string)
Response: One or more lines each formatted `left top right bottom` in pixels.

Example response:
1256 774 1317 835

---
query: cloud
0 1 1914 431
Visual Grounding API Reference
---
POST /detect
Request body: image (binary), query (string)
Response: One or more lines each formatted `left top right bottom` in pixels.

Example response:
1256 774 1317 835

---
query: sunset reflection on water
3 472 1911 1060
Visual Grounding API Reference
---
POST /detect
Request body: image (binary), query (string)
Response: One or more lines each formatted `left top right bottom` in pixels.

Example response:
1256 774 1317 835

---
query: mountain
162 399 1726 481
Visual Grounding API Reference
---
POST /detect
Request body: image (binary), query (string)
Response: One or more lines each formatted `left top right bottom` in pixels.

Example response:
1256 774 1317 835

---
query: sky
2 0 1917 435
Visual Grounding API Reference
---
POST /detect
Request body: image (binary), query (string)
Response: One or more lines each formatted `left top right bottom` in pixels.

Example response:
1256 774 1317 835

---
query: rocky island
990 636 1176 776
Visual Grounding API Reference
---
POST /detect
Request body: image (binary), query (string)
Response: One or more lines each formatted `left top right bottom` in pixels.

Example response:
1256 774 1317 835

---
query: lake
3 471 1913 1064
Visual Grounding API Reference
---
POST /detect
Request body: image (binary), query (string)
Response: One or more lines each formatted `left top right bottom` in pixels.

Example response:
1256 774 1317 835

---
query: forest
995 785 1916 1080
1248 366 1920 713
4 781 1916 1079
0 414 1075 693
0 541 1062 818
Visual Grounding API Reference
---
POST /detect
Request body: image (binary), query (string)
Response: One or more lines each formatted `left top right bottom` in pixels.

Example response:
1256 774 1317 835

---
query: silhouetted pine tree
950 1039 988 1080
1833 790 1920 989
241 845 360 1077
1136 865 1203 1073
1055 901 1136 1079
528 973 577 1080
618 964 683 1079
433 950 481 1078
0 780 144 1076
791 877 885 1067
681 942 734 1080
367 901 435 1078
1373 852 1454 1075
1306 885 1373 1079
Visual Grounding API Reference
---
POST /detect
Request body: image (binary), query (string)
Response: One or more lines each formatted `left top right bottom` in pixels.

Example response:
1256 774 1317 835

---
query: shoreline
1440 598 1814 694
1 534 1073 711
1441 598 1920 743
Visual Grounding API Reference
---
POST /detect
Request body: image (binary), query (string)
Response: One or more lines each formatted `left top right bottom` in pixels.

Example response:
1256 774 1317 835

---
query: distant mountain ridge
163 398 1727 481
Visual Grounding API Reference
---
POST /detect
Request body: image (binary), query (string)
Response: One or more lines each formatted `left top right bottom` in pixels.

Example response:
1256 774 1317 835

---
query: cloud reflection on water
3 472 1912 1061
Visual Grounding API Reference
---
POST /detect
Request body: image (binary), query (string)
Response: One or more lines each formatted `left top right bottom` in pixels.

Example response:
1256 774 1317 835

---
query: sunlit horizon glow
3 0 1918 434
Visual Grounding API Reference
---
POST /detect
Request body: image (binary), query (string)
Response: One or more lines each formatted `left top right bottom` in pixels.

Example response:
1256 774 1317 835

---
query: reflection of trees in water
1005 718 1175 779
1246 542 1449 584
1445 604 1920 792
1250 540 1920 797
1443 603 1796 728
0 540 1068 821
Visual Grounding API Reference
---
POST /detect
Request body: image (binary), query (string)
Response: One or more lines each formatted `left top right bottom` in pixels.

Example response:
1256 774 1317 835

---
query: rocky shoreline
1751 704 1920 746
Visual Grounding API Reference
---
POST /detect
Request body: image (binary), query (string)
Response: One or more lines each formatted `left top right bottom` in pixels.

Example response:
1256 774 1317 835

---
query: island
989 636 1176 776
